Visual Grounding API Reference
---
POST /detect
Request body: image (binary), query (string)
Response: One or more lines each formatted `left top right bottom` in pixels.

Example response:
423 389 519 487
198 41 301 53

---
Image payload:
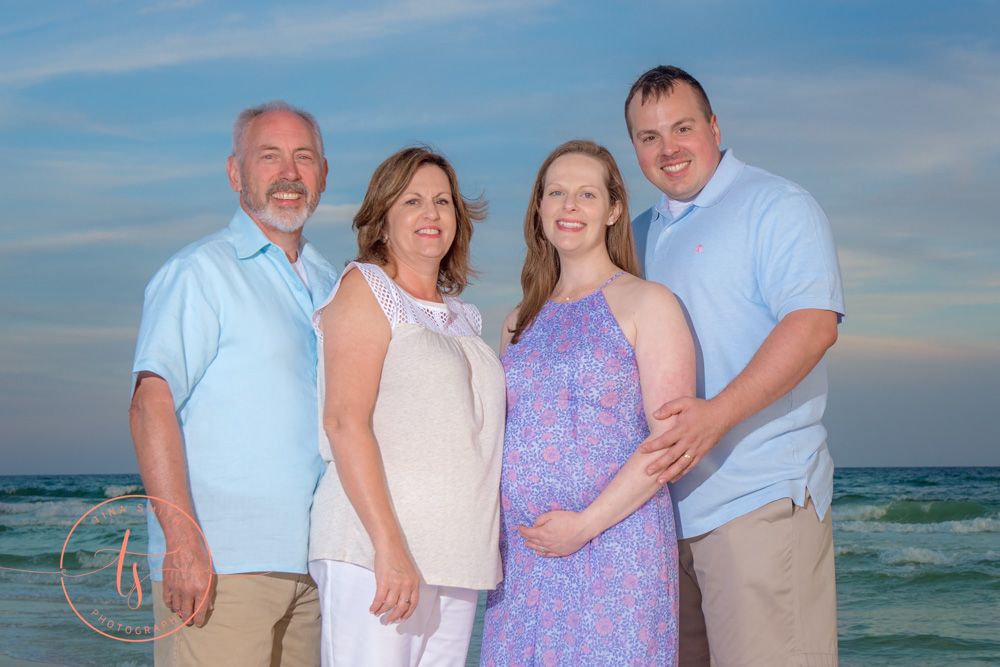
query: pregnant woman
481 140 695 665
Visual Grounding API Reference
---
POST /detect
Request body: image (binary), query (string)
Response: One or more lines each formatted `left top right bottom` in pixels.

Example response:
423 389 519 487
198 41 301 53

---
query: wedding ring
683 453 694 462
402 598 411 604
540 547 548 556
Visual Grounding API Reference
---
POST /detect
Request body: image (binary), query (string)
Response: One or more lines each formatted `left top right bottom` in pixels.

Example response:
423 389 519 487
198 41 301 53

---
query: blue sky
1 0 997 473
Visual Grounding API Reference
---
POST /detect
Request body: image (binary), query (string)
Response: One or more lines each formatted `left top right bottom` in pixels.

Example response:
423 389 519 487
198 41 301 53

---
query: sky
1 0 998 474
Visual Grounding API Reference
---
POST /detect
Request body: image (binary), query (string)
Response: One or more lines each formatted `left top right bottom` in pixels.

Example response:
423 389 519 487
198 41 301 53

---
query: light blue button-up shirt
132 208 337 576
635 150 845 539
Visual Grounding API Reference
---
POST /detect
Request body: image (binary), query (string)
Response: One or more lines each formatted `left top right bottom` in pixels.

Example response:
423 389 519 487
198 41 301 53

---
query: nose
425 200 442 220
562 195 578 212
659 135 680 157
277 154 301 181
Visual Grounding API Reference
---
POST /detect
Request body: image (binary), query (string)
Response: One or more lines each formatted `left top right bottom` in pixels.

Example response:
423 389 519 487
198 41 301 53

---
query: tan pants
152 572 320 667
678 493 838 667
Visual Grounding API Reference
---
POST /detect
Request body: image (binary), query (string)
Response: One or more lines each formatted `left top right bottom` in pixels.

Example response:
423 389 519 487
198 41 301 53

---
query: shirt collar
653 149 744 223
229 207 308 260
230 207 272 259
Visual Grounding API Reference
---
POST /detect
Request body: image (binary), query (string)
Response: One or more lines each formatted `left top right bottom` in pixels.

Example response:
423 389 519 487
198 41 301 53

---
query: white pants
308 559 478 667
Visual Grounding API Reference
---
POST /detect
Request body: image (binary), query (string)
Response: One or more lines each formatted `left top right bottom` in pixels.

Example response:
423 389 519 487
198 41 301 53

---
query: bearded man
129 101 337 666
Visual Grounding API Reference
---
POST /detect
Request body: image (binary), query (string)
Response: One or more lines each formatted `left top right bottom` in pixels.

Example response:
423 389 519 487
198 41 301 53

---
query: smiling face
384 163 457 268
539 153 622 258
227 110 327 233
627 82 722 201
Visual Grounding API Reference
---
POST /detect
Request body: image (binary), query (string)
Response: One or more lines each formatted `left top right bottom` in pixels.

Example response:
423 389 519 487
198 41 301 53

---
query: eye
547 189 564 197
677 126 692 134
404 198 420 206
435 197 452 206
581 192 596 199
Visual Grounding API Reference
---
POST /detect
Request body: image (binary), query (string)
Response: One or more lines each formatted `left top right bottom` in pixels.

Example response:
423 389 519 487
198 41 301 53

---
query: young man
627 66 844 666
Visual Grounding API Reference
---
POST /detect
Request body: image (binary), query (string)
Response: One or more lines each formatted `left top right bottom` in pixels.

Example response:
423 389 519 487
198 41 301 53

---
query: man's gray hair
231 100 324 162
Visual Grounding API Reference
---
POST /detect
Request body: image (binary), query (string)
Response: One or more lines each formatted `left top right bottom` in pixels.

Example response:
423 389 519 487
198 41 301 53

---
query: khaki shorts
152 571 320 667
678 493 838 667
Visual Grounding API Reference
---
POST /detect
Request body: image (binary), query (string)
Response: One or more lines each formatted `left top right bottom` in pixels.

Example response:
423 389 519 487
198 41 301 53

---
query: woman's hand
519 510 592 558
371 546 421 623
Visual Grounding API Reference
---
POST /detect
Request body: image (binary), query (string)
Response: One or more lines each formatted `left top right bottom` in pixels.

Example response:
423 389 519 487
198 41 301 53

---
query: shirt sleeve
755 187 846 322
131 255 222 411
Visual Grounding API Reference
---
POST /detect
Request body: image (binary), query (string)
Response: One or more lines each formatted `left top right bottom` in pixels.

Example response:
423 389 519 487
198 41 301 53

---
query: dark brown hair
353 146 487 295
510 140 638 344
624 65 714 136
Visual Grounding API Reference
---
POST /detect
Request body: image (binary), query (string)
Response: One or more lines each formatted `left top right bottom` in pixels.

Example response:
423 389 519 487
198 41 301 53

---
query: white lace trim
314 262 481 339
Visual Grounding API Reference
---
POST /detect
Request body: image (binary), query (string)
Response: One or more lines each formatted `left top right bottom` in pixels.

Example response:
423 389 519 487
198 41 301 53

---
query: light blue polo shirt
132 208 337 577
636 150 845 539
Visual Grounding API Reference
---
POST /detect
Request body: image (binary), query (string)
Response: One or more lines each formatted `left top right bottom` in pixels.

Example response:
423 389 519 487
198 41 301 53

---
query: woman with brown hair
308 146 504 666
480 140 695 665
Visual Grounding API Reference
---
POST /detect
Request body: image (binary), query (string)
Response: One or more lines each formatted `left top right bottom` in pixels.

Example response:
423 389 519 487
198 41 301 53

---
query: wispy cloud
0 96 141 137
0 213 222 255
722 48 1000 181
831 334 1000 361
0 0 554 87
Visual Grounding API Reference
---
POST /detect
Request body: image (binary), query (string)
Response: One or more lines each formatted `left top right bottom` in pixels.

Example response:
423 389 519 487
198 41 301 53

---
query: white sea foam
0 499 94 519
0 498 146 528
832 504 888 522
73 549 123 571
880 547 956 566
104 484 143 498
835 515 1000 534
834 543 878 558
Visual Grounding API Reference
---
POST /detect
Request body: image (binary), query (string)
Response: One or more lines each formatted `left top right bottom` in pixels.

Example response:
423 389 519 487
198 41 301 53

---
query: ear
226 155 242 193
319 157 329 194
608 201 623 226
710 114 721 147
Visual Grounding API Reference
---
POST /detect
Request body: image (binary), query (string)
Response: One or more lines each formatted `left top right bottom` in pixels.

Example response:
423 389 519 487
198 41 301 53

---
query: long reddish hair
509 140 637 344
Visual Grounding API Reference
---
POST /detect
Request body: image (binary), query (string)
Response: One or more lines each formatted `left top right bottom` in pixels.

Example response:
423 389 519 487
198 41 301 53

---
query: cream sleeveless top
309 262 504 589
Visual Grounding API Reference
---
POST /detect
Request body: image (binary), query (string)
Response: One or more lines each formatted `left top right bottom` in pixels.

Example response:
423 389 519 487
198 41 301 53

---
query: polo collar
654 149 744 221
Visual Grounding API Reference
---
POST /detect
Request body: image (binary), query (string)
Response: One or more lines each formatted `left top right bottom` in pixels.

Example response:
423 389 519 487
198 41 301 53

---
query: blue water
1 469 998 666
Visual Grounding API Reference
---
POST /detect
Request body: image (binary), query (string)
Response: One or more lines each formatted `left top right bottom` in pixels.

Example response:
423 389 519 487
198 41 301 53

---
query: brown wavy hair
509 140 638 344
353 145 487 295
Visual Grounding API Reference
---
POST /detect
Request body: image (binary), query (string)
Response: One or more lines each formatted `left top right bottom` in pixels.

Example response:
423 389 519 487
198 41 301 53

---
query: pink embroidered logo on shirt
695 244 704 253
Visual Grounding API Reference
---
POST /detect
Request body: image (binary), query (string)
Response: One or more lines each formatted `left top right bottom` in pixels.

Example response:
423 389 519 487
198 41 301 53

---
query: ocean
1 468 997 666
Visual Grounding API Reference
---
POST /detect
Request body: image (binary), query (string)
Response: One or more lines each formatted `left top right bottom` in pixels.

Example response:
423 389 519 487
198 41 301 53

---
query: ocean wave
0 499 96 518
833 499 993 524
0 484 97 499
834 543 879 558
0 499 147 527
833 504 888 522
0 548 131 573
104 484 144 498
836 515 1000 534
879 547 956 566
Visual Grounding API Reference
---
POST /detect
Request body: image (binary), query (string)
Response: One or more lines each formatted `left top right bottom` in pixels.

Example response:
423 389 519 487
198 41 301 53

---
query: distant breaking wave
836 516 999 534
834 498 995 526
103 483 143 498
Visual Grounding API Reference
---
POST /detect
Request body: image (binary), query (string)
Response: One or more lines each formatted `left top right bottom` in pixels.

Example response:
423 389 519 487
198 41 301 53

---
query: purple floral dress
481 277 678 667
